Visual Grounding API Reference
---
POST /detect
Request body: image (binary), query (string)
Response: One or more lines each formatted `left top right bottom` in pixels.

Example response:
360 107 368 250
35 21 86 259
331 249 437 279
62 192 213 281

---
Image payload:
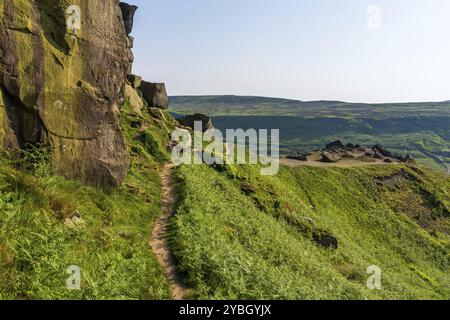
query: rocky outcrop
119 2 138 35
127 74 142 89
139 81 169 110
177 113 213 132
0 0 134 186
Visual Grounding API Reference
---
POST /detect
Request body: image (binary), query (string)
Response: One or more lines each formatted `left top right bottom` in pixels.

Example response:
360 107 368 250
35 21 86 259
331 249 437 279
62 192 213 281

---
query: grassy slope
171 163 450 299
1 95 449 300
0 101 175 299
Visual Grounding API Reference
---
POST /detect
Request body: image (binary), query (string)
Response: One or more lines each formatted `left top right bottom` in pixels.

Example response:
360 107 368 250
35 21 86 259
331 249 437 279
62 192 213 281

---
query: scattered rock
313 232 338 249
372 144 393 158
326 139 345 150
287 152 308 161
321 151 341 163
177 114 213 132
384 159 394 163
365 150 375 157
374 152 384 160
342 152 355 159
139 81 169 109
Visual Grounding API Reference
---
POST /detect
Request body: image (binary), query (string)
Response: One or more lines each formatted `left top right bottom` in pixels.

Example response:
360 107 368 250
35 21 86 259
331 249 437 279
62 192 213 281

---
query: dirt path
150 163 190 300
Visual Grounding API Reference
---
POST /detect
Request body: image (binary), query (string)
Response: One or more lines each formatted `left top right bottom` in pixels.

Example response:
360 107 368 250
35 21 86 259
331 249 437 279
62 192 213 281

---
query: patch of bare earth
150 163 190 300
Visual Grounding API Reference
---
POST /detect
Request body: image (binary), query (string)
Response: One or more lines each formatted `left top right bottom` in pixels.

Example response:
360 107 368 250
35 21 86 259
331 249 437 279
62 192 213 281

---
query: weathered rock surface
326 139 345 150
0 0 133 186
124 84 144 116
119 2 138 35
127 74 142 89
321 151 341 163
139 81 169 110
177 113 213 132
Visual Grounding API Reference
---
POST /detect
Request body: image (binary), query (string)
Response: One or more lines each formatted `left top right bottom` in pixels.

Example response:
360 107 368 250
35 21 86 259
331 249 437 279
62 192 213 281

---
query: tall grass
0 101 174 299
171 163 450 299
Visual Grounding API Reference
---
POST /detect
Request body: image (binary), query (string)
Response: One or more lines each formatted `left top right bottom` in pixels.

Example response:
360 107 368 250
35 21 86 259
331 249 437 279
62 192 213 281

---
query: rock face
119 2 138 35
177 113 213 132
139 81 169 109
0 0 134 186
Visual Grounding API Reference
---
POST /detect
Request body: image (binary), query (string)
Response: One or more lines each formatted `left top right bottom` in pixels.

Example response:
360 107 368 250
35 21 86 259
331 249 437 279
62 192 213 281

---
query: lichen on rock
0 0 135 186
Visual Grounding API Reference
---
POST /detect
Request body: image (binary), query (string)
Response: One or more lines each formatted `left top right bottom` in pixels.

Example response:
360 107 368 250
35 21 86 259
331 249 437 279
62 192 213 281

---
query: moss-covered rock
0 0 134 186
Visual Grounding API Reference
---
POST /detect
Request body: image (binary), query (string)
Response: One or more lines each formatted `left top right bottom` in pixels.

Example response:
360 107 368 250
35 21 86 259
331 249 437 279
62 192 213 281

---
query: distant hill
170 95 450 118
170 95 450 172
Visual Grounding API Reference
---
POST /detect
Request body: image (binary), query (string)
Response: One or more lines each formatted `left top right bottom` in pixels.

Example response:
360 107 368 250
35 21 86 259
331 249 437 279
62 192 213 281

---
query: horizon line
168 94 450 105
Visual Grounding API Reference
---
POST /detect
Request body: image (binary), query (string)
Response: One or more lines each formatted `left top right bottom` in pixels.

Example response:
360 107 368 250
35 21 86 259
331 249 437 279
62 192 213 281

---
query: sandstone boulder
0 0 133 186
287 152 308 161
139 82 169 109
127 74 142 89
321 151 341 163
326 139 345 150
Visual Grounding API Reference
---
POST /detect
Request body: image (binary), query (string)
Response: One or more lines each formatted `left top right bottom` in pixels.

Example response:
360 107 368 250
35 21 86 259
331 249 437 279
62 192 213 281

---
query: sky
130 0 450 103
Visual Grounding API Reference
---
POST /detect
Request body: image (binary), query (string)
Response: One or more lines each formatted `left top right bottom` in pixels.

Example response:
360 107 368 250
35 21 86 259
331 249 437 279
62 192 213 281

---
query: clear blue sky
130 0 450 103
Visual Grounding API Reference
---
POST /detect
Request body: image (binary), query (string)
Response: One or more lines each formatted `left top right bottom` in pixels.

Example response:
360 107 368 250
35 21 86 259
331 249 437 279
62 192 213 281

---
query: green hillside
171 162 450 299
0 98 449 300
0 101 174 299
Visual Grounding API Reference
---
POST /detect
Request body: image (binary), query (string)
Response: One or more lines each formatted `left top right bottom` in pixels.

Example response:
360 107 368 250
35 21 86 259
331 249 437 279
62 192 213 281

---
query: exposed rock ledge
0 0 138 186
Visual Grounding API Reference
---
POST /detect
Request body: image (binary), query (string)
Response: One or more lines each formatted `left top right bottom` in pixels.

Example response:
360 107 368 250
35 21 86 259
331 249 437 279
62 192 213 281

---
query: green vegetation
1 93 449 300
170 95 450 118
171 162 450 299
170 96 450 172
0 101 174 299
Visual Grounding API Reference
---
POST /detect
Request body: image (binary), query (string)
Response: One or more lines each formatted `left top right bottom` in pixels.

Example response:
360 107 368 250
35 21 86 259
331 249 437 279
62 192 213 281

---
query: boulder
313 232 338 250
321 151 341 163
326 139 345 150
346 143 356 150
0 0 133 186
127 74 142 89
287 152 308 161
139 82 169 109
177 114 213 132
342 152 355 159
374 152 384 160
119 2 138 35
373 144 394 158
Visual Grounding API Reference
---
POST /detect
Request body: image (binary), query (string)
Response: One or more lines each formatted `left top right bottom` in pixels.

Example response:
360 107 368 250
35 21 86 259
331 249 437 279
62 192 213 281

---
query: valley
171 96 450 172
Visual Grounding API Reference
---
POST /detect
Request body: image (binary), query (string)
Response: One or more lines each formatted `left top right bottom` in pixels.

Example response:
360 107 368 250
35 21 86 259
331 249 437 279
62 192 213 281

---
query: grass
170 162 450 299
1 93 449 300
0 100 175 299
